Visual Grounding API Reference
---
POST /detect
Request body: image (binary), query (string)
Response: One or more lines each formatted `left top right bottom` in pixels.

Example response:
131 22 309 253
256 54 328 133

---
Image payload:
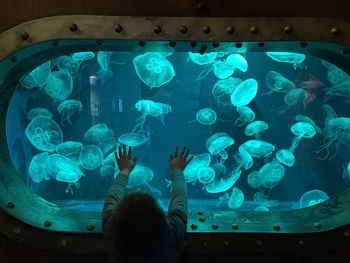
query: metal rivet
199 49 205 55
52 40 60 47
190 42 197 48
300 42 308 47
191 224 198 230
257 42 264 47
256 240 263 246
314 222 322 229
69 23 78 32
20 32 29 40
14 228 21 235
44 220 52 227
169 42 176 47
223 240 230 247
212 42 220 48
212 224 219 230
7 202 15 208
201 45 207 50
10 57 17 63
283 25 293 34
87 224 95 231
226 26 235 35
61 239 69 247
114 25 123 33
250 26 258 34
232 224 239 230
298 240 305 246
153 26 162 34
96 40 103 45
273 224 281 231
138 41 146 47
331 27 339 35
344 231 350 237
179 26 188 35
202 240 208 246
235 43 242 48
342 49 350 55
202 26 211 34
199 217 205 222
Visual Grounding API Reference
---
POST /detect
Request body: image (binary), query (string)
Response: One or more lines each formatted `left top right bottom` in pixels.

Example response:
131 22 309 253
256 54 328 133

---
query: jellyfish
206 132 234 161
212 77 242 107
79 145 104 170
184 153 211 183
126 164 161 196
266 52 306 65
275 149 295 167
289 122 316 153
56 170 82 194
228 187 244 209
299 189 329 208
118 133 148 147
325 79 350 101
247 171 264 188
26 108 52 120
44 71 73 101
100 165 115 178
103 151 117 166
234 106 255 126
28 152 52 183
211 162 227 177
188 52 217 65
233 145 253 171
198 167 216 185
244 121 268 139
56 141 83 164
321 59 338 70
56 55 80 75
97 51 113 85
57 99 82 126
240 140 275 158
195 108 217 125
21 61 51 89
264 71 295 95
206 168 241 194
216 192 230 207
295 114 322 134
213 60 235 79
71 52 95 61
255 206 269 211
133 52 175 88
25 116 63 152
84 123 114 144
273 88 307 114
316 117 350 160
260 160 285 188
230 78 258 107
342 163 350 183
254 191 279 207
226 54 248 72
98 137 117 155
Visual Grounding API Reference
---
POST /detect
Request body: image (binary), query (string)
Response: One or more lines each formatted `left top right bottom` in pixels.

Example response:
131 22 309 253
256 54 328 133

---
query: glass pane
5 49 350 213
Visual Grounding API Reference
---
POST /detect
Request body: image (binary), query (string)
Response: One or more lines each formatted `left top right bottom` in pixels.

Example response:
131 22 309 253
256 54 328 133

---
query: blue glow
100 165 115 178
275 88 307 114
133 52 175 88
276 149 295 167
211 162 227 177
26 108 52 120
235 145 253 170
240 140 275 158
118 133 148 147
98 137 116 155
44 71 73 101
188 52 217 65
57 56 80 75
196 108 217 125
254 191 279 207
213 61 235 79
56 141 83 164
299 189 329 208
265 71 295 94
212 77 242 107
260 160 285 188
255 206 269 211
97 51 113 84
244 121 268 139
226 54 248 72
230 78 258 107
21 61 51 89
295 115 322 134
57 100 82 126
184 153 211 183
266 52 306 64
206 169 241 194
198 167 216 184
290 122 316 152
126 164 161 195
25 116 63 152
235 106 255 126
72 52 95 61
325 78 350 101
28 152 51 183
206 132 234 159
84 124 114 144
247 171 264 188
79 145 104 170
228 187 244 209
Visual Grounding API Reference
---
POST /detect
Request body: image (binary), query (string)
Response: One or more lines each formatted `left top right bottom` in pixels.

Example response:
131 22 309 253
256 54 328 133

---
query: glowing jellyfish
84 123 114 144
327 68 349 86
100 165 115 178
255 206 269 211
56 141 83 164
184 153 211 183
126 164 161 196
321 60 338 70
216 192 230 207
260 160 285 188
299 190 329 208
213 61 235 79
254 191 279 207
188 52 217 65
57 99 82 126
196 108 217 125
57 55 80 75
342 163 350 183
21 61 51 89
212 77 242 107
316 117 350 160
97 51 113 84
98 137 117 155
133 52 175 88
234 145 253 170
266 52 306 64
26 108 52 120
211 162 227 177
274 88 307 114
240 140 275 158
28 152 52 183
295 114 322 134
276 149 295 167
197 167 216 185
103 151 117 166
206 169 241 194
25 116 63 152
44 71 73 101
247 171 264 188
226 54 248 72
230 78 258 107
264 71 295 95
72 52 95 61
289 122 316 153
79 145 104 170
325 79 350 101
244 121 268 139
118 133 148 147
228 187 244 209
206 132 234 161
234 106 255 126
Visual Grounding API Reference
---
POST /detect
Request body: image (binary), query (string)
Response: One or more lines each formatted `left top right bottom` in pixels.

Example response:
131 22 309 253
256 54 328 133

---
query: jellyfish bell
276 149 295 167
206 132 234 160
98 137 117 155
228 187 244 209
235 145 253 170
188 52 217 65
184 153 211 183
295 114 322 134
230 78 258 107
266 52 306 64
57 55 80 75
57 99 82 126
26 108 52 120
327 67 350 86
247 170 264 188
212 77 242 107
198 166 216 185
84 123 114 144
274 88 307 114
244 121 268 139
21 61 51 90
211 162 227 178
118 133 148 147
79 145 104 170
206 169 241 194
71 51 95 61
126 164 161 196
260 160 285 188
240 140 275 158
28 152 52 183
100 165 115 178
235 106 255 127
254 191 279 207
290 122 316 152
97 51 112 71
56 141 83 164
255 206 269 211
325 79 350 101
264 71 295 95
226 54 248 72
25 116 63 152
299 189 329 208
216 192 230 207
44 71 73 101
213 61 235 79
195 108 217 125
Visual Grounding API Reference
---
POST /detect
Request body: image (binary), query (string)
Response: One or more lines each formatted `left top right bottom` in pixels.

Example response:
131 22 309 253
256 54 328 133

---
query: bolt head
211 224 219 230
69 23 78 32
114 25 123 33
179 26 188 35
202 26 211 34
87 224 95 231
273 224 281 231
191 224 198 230
7 202 15 208
20 32 29 40
226 26 235 35
44 220 52 227
153 26 161 34
250 26 258 34
283 25 293 34
331 27 339 35
314 222 322 229
232 224 239 230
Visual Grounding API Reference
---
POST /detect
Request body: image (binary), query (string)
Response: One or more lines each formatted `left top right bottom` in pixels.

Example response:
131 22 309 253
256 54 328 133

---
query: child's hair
111 191 167 262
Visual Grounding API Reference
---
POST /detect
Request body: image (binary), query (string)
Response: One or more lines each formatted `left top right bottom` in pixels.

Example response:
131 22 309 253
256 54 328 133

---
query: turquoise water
5 50 350 212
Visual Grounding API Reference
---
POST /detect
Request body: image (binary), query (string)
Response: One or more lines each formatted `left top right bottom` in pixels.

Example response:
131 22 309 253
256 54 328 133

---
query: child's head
111 191 167 262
